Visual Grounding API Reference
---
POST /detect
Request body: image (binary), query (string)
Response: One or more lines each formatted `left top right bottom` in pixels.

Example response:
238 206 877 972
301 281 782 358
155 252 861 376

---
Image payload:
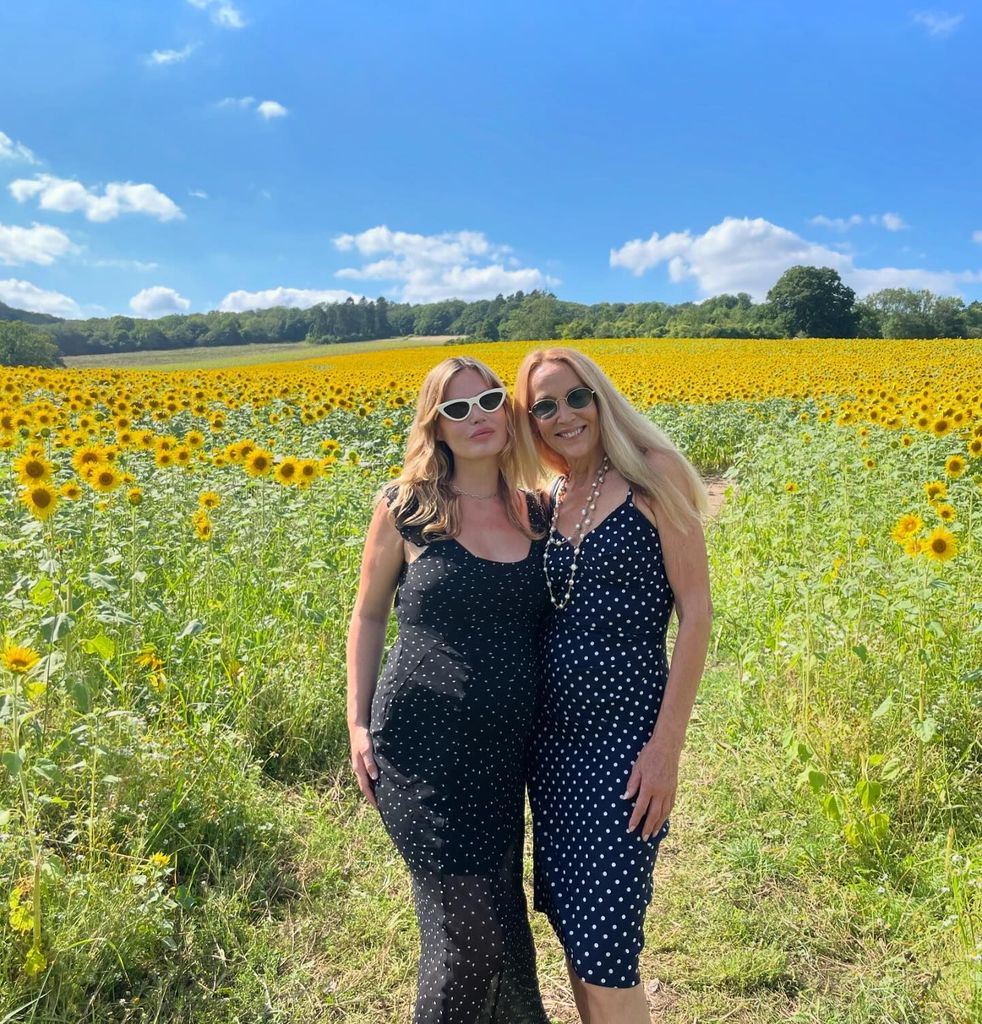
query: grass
1 390 978 1022
62 335 462 371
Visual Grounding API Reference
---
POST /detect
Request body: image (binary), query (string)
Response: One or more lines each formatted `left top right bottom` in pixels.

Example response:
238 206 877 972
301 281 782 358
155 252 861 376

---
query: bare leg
567 967 650 1024
565 957 592 1024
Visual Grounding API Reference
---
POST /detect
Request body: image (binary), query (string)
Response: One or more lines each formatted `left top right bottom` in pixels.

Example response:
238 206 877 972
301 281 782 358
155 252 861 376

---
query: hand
622 735 680 840
349 724 380 809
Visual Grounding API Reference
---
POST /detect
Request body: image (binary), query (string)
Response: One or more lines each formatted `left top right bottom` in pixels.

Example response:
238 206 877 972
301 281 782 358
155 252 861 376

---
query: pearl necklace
544 455 610 610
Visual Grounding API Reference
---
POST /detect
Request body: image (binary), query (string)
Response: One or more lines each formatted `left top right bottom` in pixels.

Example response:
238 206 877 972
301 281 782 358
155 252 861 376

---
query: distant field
62 335 463 371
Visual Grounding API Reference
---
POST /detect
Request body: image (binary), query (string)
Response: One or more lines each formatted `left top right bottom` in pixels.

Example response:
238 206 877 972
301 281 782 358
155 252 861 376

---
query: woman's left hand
622 736 680 840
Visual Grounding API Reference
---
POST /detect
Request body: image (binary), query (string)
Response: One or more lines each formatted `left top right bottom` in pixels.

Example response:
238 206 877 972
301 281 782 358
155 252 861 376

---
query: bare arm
345 496 405 807
625 451 713 838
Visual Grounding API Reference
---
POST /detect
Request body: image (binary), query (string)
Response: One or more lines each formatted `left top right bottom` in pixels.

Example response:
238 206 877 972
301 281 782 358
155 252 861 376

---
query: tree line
2 266 981 366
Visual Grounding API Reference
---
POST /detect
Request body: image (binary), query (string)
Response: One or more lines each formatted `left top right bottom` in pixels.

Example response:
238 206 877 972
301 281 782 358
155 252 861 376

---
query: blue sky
1 0 980 318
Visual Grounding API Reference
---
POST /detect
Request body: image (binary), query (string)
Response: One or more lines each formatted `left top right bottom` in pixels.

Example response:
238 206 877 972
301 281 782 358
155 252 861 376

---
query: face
527 360 600 462
434 367 509 460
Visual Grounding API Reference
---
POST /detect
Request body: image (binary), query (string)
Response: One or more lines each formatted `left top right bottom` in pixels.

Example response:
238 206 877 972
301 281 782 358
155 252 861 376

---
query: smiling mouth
555 425 586 440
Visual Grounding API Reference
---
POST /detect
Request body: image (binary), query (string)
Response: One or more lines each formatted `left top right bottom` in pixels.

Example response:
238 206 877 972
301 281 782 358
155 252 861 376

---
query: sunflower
127 487 143 506
199 491 221 509
72 446 106 474
945 454 967 478
784 481 798 494
298 460 319 483
891 514 922 543
389 465 402 478
903 535 924 558
14 452 53 485
924 480 947 502
20 484 58 520
968 438 982 459
863 457 877 470
935 503 956 522
2 643 41 674
244 449 273 477
931 417 951 437
59 481 82 500
922 526 958 562
274 456 300 485
900 434 914 448
87 465 122 492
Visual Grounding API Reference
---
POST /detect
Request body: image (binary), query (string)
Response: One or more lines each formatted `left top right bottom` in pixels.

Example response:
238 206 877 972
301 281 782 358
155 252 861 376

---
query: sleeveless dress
529 485 674 988
370 488 552 1023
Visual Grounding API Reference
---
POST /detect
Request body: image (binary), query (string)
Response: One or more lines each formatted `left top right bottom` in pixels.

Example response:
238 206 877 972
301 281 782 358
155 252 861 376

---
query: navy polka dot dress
370 487 552 1023
529 484 674 988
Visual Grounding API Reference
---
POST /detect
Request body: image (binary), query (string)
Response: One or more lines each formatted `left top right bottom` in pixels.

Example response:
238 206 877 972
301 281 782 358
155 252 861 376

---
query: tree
0 321 64 367
857 288 967 339
766 266 859 338
497 292 564 341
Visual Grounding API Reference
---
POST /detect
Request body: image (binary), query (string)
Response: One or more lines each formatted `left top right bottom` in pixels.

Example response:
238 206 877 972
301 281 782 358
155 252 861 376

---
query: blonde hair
514 347 708 532
384 356 539 541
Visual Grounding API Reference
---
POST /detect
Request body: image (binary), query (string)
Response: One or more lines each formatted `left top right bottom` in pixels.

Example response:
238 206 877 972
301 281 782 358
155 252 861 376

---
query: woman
514 348 713 1024
346 356 551 1024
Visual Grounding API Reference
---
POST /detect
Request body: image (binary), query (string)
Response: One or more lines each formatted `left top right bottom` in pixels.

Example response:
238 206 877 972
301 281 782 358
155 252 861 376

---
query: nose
553 400 577 425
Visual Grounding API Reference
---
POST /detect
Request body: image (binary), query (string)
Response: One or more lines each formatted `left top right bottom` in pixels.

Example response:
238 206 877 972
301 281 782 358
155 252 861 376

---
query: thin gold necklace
451 483 498 500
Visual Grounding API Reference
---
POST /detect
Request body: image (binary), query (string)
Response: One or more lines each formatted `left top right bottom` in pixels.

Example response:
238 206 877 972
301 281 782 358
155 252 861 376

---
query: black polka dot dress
370 488 552 1023
529 485 674 988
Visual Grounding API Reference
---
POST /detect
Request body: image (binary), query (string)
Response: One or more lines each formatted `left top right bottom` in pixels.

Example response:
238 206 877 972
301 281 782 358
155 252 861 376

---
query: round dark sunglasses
436 387 507 422
529 386 596 421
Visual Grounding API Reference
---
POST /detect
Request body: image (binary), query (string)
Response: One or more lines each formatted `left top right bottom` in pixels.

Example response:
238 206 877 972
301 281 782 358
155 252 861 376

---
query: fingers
353 758 379 809
641 800 669 841
621 761 641 801
628 789 674 838
627 790 650 832
350 741 380 810
362 748 379 782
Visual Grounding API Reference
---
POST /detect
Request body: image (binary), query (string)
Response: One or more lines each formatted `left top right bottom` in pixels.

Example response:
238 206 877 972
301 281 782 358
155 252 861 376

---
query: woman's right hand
349 724 380 809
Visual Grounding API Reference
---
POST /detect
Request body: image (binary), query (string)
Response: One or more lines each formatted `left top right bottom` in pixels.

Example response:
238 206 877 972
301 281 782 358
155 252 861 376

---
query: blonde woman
514 348 713 1024
346 356 551 1023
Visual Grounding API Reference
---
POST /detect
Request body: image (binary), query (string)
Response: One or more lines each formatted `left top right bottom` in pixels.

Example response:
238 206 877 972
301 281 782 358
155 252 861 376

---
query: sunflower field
0 337 980 1023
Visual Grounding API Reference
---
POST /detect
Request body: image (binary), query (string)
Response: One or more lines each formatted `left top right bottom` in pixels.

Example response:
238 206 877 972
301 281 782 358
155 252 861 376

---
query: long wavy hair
514 347 708 532
384 356 539 541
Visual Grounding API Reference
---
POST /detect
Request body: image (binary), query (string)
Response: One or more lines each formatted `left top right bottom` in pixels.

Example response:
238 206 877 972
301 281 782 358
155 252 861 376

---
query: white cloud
0 131 38 164
911 10 964 36
146 43 198 66
87 257 159 271
332 225 556 302
610 215 982 299
217 97 288 120
0 278 81 317
973 230 982 243
130 286 192 317
810 213 865 231
0 222 74 266
187 0 245 29
872 211 909 231
10 174 184 223
257 100 288 120
189 189 209 199
810 211 909 231
217 96 256 109
219 286 360 312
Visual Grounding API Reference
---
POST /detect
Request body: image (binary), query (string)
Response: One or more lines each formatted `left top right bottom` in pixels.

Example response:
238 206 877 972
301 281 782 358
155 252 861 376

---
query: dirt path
703 474 734 519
